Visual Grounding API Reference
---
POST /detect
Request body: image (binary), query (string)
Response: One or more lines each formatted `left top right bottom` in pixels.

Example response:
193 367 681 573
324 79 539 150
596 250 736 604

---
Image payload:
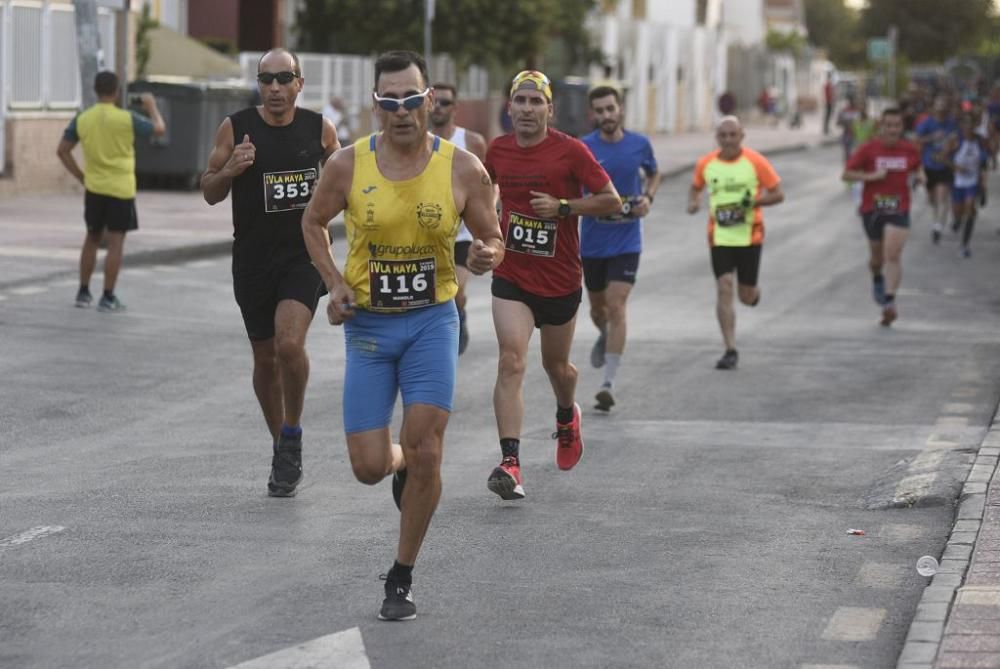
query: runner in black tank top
201 48 341 498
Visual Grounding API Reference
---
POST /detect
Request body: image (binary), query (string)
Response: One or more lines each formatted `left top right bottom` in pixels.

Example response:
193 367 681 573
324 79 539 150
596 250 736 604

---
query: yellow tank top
344 134 460 311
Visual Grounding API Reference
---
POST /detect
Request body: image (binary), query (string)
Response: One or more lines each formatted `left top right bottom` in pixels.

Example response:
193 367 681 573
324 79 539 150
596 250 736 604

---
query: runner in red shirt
484 70 620 501
843 107 924 326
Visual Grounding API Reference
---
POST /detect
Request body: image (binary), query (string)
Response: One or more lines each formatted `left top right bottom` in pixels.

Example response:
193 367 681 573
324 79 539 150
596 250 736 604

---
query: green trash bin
129 77 256 190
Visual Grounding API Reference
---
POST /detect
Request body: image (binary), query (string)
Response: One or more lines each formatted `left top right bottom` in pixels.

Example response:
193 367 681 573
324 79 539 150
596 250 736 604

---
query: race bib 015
506 211 558 257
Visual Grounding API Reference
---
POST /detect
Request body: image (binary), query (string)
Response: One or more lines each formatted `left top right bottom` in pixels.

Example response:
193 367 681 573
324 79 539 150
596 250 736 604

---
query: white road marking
821 607 886 641
9 285 48 296
0 246 79 260
184 259 218 268
855 562 908 589
801 665 858 669
0 525 66 548
942 402 974 414
882 524 924 541
935 416 969 427
225 627 370 669
150 264 181 272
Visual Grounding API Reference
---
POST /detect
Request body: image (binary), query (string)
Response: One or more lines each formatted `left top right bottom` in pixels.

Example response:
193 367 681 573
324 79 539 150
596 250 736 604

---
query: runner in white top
430 82 488 355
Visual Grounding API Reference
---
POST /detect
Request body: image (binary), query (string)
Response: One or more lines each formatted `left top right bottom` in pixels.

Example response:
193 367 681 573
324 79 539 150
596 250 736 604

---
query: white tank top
450 127 473 242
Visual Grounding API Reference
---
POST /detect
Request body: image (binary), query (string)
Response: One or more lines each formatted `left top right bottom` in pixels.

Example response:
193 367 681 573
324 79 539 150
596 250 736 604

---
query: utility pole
887 24 898 100
424 0 434 77
115 0 131 107
74 0 104 108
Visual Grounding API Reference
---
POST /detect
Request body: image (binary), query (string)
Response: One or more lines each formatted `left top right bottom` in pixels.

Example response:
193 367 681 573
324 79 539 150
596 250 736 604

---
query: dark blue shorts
861 211 910 241
582 253 641 292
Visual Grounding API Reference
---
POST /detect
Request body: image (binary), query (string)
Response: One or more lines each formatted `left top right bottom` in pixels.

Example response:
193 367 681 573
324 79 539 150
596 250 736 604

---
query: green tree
859 0 995 63
802 0 863 67
296 0 598 73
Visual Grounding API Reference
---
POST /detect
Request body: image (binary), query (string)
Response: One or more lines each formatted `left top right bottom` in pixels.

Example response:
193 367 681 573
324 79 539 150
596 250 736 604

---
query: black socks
388 560 413 585
500 438 520 460
556 405 574 424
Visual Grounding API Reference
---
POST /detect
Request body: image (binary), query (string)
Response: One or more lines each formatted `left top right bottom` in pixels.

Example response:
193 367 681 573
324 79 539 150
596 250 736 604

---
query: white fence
238 51 490 114
0 0 116 174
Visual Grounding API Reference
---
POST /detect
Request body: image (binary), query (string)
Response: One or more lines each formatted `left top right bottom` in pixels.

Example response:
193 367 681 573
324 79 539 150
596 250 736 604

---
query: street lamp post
424 0 434 76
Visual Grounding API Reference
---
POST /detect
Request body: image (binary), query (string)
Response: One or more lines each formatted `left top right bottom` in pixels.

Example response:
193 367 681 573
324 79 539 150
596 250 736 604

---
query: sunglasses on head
373 88 430 112
257 71 298 85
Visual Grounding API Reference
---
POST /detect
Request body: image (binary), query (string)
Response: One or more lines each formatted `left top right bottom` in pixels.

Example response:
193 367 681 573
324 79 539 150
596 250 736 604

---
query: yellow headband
510 70 552 101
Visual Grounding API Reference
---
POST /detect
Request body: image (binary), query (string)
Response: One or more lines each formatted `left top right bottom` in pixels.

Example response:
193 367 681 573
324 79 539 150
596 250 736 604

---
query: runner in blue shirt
915 95 958 243
580 86 659 411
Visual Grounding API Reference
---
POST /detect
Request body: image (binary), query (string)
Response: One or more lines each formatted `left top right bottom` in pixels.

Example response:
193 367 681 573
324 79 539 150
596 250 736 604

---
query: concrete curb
659 136 840 179
0 222 345 292
896 401 1000 669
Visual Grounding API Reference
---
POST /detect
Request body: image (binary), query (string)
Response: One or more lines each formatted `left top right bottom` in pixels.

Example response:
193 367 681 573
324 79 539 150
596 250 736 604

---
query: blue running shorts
343 300 459 434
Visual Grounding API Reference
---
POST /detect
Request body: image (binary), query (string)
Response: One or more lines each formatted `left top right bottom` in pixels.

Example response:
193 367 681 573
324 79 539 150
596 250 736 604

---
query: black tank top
229 106 324 268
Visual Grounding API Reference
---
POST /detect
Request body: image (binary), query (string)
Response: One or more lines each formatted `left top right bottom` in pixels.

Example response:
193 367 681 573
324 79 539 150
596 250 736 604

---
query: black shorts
925 167 954 190
710 245 762 286
861 211 910 241
454 240 472 269
582 253 640 292
233 258 326 341
491 276 581 328
84 191 138 234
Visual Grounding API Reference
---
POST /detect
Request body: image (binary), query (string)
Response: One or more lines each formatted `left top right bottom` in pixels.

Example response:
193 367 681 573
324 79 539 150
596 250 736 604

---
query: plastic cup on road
916 555 939 577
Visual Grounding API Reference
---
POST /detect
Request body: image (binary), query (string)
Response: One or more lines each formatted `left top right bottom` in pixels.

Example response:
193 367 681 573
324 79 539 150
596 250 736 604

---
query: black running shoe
378 575 416 621
392 467 407 511
75 287 92 308
931 225 942 244
268 433 303 497
715 349 738 370
594 384 615 412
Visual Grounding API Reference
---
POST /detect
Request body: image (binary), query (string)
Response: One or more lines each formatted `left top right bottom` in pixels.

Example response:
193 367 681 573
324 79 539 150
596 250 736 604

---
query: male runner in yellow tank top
302 51 503 621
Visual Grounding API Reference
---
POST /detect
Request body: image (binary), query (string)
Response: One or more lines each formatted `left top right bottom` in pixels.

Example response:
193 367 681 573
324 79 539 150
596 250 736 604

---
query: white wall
720 0 765 46
647 0 694 27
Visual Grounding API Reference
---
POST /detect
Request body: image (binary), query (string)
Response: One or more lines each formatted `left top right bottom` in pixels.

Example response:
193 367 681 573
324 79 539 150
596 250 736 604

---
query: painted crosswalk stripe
821 607 886 641
226 627 370 669
0 525 66 548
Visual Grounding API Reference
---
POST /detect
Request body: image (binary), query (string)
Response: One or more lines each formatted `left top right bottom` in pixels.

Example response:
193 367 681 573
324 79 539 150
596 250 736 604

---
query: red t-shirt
486 129 611 297
845 138 921 214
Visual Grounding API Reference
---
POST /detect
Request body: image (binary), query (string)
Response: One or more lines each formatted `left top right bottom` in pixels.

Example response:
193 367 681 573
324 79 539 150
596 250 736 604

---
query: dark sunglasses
434 99 454 107
373 88 430 112
257 71 299 85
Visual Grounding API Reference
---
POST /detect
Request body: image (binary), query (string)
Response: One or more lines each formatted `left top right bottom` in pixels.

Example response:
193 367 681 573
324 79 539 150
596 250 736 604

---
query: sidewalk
897 407 1000 669
0 113 833 292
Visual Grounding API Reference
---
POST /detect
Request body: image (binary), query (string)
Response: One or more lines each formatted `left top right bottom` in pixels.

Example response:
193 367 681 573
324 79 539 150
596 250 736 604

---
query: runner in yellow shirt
687 116 784 369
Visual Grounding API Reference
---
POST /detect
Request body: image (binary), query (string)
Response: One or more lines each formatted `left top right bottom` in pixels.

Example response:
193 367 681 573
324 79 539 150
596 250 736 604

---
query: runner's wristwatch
558 198 571 216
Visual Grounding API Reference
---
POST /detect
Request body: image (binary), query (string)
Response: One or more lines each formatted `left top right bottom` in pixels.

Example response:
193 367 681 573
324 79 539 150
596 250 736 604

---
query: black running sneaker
75 287 92 308
378 575 416 621
594 383 615 412
715 349 738 370
392 467 407 511
268 433 303 497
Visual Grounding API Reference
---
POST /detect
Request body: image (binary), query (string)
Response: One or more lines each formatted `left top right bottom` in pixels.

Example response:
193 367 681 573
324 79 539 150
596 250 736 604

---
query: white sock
604 353 621 387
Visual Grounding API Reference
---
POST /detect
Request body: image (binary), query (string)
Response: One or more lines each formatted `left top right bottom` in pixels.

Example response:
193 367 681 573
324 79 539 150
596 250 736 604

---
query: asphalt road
3 145 1000 669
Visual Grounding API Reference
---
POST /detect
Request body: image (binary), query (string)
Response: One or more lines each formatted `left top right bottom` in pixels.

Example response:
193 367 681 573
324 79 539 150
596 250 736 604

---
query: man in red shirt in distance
484 70 620 501
843 107 925 327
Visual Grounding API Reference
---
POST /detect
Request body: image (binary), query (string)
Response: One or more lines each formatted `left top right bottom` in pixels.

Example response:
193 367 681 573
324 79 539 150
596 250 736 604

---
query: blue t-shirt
916 116 958 170
580 129 657 258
